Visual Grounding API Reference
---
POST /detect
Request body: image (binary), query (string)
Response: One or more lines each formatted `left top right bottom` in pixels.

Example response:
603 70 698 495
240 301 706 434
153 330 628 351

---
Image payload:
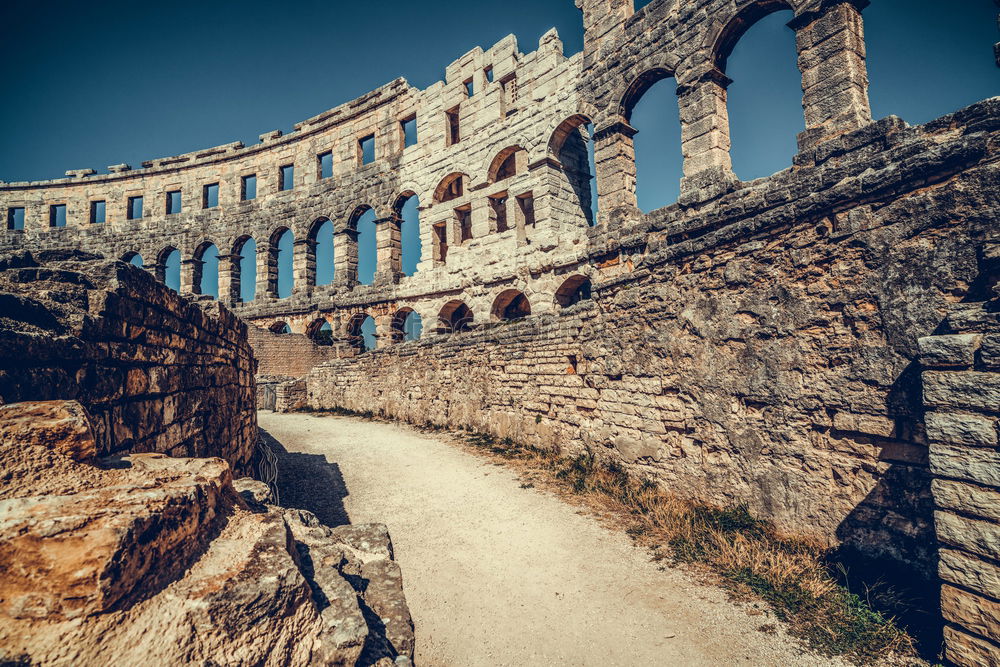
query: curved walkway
260 412 843 667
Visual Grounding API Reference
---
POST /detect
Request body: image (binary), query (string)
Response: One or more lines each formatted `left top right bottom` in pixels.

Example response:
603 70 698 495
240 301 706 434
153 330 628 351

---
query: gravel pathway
260 411 844 667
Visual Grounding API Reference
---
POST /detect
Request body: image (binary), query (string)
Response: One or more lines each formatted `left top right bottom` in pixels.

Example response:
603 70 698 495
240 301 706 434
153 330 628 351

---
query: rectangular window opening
446 107 461 146
7 207 25 230
359 135 376 165
203 183 219 209
489 195 508 233
127 196 143 220
433 222 448 264
456 205 472 244
241 174 257 201
401 116 417 149
484 66 494 83
279 165 294 191
464 77 474 97
166 190 182 215
90 200 106 224
517 192 535 228
318 151 333 179
501 75 518 118
49 204 67 228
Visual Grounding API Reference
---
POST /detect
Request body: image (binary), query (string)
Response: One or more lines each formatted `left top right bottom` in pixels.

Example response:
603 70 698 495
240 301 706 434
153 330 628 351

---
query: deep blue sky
1 0 995 311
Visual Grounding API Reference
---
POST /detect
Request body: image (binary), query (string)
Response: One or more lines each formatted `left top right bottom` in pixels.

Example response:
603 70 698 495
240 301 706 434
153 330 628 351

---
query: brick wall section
247 327 340 378
921 294 1000 666
0 250 257 470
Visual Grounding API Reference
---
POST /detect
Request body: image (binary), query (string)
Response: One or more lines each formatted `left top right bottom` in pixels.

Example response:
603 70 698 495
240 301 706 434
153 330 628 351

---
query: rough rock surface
0 401 414 666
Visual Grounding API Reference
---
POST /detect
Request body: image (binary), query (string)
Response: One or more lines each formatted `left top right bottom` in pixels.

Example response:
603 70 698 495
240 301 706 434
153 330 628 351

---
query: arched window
391 308 423 343
555 275 592 307
309 217 335 287
157 247 181 292
623 69 683 211
193 242 219 298
306 318 334 346
352 207 377 286
549 115 597 226
437 300 473 334
233 236 256 303
394 193 421 276
488 146 527 183
347 313 376 352
121 252 143 268
715 2 800 180
491 289 531 321
433 173 467 204
269 321 291 335
269 228 294 298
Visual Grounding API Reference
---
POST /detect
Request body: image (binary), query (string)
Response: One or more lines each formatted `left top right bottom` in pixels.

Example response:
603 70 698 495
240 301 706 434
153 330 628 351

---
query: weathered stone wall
921 290 1000 665
247 326 341 378
0 250 257 470
304 101 1000 580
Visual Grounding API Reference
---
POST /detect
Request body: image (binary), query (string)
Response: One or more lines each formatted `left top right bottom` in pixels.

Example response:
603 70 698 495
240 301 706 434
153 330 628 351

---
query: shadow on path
260 427 351 527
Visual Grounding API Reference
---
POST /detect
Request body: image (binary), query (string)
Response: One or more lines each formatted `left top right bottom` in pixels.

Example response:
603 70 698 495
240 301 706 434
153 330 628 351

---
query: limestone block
925 411 998 448
944 624 1000 667
924 371 1000 412
942 584 1000 645
935 510 1000 562
918 334 980 368
940 548 1000 601
929 443 1000 488
934 479 1000 523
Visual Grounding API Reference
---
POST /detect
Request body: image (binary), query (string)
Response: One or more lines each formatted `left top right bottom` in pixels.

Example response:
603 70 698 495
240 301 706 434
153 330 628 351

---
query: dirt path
260 412 843 667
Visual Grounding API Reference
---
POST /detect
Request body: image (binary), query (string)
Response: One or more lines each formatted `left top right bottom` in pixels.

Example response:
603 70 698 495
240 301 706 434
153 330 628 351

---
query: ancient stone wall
247 326 341 378
0 250 257 469
920 289 1000 664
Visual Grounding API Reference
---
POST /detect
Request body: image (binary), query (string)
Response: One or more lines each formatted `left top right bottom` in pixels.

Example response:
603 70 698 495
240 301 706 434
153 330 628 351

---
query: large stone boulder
0 401 414 666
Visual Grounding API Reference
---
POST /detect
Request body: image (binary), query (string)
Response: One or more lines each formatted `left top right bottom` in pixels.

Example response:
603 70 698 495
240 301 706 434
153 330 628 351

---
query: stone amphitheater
2 0 999 665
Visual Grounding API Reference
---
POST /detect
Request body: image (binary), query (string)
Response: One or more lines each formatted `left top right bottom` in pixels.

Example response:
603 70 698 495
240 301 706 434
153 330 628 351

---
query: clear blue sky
1 0 996 309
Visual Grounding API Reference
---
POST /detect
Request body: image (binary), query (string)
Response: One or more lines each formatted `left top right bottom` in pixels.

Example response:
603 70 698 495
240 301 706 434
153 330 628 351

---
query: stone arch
491 289 531 321
120 251 143 267
268 321 291 335
348 205 378 286
156 246 180 290
548 114 598 227
346 312 375 352
619 67 676 122
305 316 334 346
268 227 293 298
547 113 595 158
192 240 219 297
232 235 256 302
393 190 422 277
437 299 474 334
433 173 469 204
390 307 422 343
487 145 528 184
307 216 334 287
555 274 593 307
708 0 796 72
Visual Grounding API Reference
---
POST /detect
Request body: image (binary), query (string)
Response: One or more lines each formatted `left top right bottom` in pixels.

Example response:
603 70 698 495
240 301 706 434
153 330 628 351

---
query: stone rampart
0 250 257 470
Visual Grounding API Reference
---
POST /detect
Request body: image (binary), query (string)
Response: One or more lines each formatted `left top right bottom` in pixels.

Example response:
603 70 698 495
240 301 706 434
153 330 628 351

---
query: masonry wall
247 326 341 378
920 291 1000 664
304 102 1000 579
0 250 257 470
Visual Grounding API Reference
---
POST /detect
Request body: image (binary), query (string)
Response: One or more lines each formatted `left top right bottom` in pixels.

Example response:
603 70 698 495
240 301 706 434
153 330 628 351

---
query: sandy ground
260 412 846 667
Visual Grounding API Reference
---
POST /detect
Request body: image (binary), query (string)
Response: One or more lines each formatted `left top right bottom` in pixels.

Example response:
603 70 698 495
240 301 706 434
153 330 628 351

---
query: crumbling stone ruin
0 253 414 665
1 0 999 663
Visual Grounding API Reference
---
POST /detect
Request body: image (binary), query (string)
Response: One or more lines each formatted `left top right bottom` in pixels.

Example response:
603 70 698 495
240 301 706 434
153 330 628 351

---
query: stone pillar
919 300 1000 666
256 244 271 300
677 67 737 201
217 253 240 305
293 238 315 296
791 0 872 150
333 228 359 287
180 258 201 295
374 216 402 285
373 313 393 350
472 197 493 237
592 119 639 226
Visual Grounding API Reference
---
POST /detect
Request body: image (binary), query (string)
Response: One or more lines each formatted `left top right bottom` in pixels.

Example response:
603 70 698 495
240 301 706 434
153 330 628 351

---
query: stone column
293 238 315 296
791 0 872 150
374 216 402 285
333 228 359 287
373 313 393 350
180 258 202 296
472 197 493 237
677 67 737 201
217 253 240 304
592 119 639 226
919 313 1000 666
256 244 271 300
